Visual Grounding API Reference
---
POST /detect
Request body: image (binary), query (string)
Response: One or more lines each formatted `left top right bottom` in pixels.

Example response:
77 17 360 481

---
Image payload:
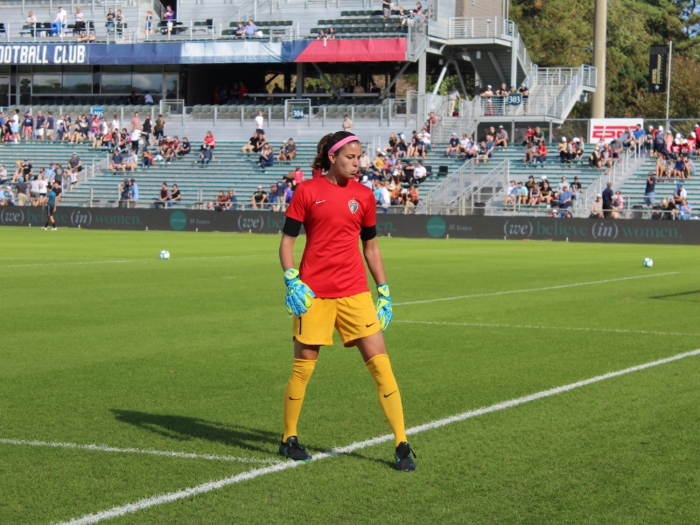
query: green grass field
2 226 700 524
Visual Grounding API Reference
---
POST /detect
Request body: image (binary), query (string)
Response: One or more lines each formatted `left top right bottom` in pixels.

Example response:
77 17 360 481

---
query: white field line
56 347 700 525
0 439 279 464
394 272 679 306
0 254 275 269
394 320 700 338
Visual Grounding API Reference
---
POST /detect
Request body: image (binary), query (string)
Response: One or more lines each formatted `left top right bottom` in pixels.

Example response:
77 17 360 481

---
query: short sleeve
362 189 376 227
285 184 307 222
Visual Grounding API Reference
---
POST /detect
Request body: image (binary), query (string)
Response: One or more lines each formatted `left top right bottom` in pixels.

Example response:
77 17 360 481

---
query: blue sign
91 107 104 118
292 107 305 119
507 94 522 106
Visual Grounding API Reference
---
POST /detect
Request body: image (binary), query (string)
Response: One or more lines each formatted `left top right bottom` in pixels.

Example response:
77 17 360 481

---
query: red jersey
286 177 376 298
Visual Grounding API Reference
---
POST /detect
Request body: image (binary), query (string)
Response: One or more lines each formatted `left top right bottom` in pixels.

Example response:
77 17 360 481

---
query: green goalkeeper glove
284 268 314 316
376 283 393 331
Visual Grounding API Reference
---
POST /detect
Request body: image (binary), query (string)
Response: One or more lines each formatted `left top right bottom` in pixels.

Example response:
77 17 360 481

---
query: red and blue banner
0 39 407 65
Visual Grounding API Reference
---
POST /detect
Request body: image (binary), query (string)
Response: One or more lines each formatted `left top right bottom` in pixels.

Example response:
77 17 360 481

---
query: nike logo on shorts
383 391 397 398
289 397 302 400
366 322 376 327
315 200 325 204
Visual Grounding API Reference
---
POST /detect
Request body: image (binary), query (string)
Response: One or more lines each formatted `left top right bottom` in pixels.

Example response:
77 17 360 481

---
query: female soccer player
278 130 416 471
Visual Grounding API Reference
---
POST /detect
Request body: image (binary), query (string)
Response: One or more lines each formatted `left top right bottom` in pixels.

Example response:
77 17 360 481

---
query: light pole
590 0 607 118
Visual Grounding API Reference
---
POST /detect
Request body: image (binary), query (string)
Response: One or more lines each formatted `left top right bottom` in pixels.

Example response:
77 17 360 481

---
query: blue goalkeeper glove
376 283 393 332
284 268 315 316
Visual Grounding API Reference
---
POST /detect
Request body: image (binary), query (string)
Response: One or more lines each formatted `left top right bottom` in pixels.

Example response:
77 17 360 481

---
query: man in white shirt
414 161 427 181
111 115 120 133
143 92 154 105
380 181 391 213
53 7 67 36
255 111 264 132
421 129 431 148
361 175 373 190
130 128 142 154
504 181 518 205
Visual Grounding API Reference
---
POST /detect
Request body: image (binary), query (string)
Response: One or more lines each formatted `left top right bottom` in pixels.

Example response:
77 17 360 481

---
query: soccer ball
159 250 170 260
643 258 653 267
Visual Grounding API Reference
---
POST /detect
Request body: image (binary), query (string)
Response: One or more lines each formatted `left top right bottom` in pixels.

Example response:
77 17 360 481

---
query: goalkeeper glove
376 283 393 332
284 268 314 316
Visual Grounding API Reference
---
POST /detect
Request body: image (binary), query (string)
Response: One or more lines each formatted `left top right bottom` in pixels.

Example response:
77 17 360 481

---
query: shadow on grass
651 289 700 302
110 409 279 455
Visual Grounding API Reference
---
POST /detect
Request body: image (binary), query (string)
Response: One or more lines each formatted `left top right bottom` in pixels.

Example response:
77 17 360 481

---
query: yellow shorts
293 291 380 348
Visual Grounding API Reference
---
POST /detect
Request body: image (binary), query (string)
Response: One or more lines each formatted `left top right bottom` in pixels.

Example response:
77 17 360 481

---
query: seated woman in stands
235 23 246 37
384 133 398 156
204 131 216 149
327 27 336 39
522 140 536 164
26 11 38 37
259 143 274 171
540 180 553 206
589 146 602 168
317 29 326 40
528 182 541 206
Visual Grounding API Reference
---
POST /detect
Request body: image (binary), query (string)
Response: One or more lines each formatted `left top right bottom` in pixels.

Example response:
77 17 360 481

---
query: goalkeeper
278 130 415 472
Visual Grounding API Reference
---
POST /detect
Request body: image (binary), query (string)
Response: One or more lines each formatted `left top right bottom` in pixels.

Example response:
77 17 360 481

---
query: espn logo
591 126 629 140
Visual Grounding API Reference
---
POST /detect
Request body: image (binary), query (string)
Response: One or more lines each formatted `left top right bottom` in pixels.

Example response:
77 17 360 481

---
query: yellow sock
282 358 316 443
366 354 408 447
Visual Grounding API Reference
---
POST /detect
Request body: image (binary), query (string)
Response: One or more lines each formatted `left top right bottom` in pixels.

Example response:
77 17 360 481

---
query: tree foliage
510 0 700 117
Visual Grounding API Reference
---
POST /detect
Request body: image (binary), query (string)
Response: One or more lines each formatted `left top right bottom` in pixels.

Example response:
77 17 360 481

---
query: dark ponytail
312 130 359 172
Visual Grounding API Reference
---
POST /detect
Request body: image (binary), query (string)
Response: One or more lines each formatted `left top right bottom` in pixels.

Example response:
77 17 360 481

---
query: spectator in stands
74 8 85 34
643 172 656 207
558 137 572 164
586 194 603 218
226 190 238 210
15 177 29 206
678 199 693 220
660 198 676 219
342 114 353 131
238 82 248 100
141 116 152 145
0 165 6 184
21 112 33 141
153 115 165 141
242 131 259 153
210 191 228 211
252 185 267 209
359 150 370 174
52 6 67 36
522 140 536 164
259 143 274 171
155 182 170 208
30 174 41 205
292 166 304 186
144 10 153 38
254 111 264 133
654 125 667 156
169 184 181 206
481 85 494 115
202 130 216 150
33 111 45 141
495 125 508 148
540 180 553 205
283 139 296 161
20 159 33 181
125 149 138 171
610 136 623 161
0 185 12 206
141 149 153 167
570 176 581 202
447 85 462 115
555 185 573 210
235 23 246 37
26 11 38 37
110 149 125 172
571 137 584 161
397 134 409 157
503 181 517 206
198 144 214 165
106 8 115 32
673 183 687 205
144 91 154 105
601 182 614 217
179 137 191 157
528 182 541 206
118 179 131 208
163 5 175 35
245 20 257 37
476 140 491 164
116 10 126 38
445 132 460 158
514 182 527 204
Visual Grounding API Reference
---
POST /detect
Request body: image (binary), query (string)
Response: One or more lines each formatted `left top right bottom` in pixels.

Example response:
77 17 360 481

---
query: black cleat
279 436 312 461
395 442 416 471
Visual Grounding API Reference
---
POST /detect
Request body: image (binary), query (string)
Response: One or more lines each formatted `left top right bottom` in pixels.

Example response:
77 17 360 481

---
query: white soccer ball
159 250 170 260
643 257 653 267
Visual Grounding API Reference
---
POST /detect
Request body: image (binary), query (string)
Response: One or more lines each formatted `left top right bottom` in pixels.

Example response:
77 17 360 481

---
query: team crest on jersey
348 199 359 214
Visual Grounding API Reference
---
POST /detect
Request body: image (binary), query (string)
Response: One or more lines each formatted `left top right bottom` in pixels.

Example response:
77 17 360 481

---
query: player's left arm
363 236 392 331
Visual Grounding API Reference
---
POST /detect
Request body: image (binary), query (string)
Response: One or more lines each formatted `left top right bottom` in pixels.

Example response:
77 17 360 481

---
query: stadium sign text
0 44 87 65
589 118 644 143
